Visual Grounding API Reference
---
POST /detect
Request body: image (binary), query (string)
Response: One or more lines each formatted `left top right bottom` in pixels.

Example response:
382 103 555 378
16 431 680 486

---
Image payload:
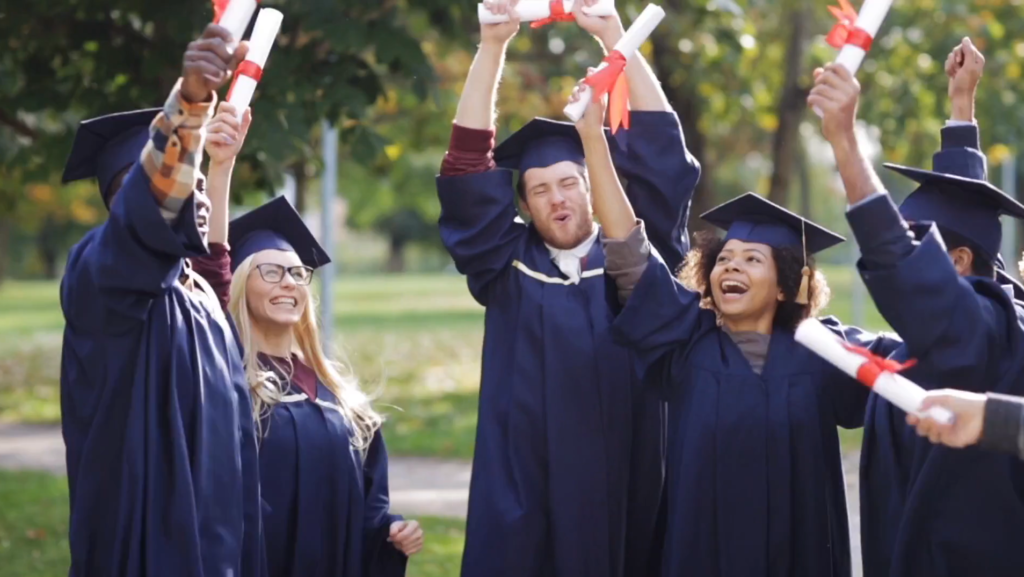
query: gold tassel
796 266 810 305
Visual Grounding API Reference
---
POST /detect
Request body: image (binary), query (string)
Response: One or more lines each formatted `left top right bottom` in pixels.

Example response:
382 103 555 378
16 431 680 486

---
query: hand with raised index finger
181 23 251 103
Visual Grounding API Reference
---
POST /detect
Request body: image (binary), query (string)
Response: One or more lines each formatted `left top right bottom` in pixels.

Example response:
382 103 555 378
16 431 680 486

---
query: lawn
0 470 465 577
0 269 887 459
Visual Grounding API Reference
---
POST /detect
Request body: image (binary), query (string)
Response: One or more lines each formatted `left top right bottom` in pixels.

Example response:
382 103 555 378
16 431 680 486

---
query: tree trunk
767 5 811 207
292 161 308 215
386 235 406 273
38 217 59 279
649 27 715 235
0 217 10 286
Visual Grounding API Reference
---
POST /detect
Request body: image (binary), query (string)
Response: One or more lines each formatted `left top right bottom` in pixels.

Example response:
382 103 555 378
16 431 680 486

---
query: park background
1 0 1023 575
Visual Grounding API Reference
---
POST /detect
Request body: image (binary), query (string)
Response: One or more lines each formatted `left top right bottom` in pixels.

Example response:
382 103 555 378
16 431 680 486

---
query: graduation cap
700 192 846 304
227 196 331 273
62 109 161 208
885 164 1024 263
494 117 615 175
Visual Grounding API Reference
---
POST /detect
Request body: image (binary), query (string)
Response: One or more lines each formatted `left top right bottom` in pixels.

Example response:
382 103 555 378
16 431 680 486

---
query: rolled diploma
563 3 665 122
814 0 893 117
478 0 615 24
227 8 283 119
794 318 955 425
218 0 258 46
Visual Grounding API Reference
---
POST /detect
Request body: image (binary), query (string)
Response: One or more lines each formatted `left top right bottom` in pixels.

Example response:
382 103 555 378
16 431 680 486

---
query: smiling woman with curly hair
573 89 903 577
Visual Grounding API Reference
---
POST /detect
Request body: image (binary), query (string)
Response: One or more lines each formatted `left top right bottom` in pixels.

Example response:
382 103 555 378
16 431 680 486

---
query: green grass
0 268 885 457
0 470 465 577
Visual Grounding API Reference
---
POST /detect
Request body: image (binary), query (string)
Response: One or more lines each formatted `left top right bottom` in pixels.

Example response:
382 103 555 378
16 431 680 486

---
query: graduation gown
259 373 406 577
437 111 700 577
59 163 263 577
848 197 1024 577
609 254 901 577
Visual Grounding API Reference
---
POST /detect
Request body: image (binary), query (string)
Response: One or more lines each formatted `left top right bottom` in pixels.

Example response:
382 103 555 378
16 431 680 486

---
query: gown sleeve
189 243 232 311
61 81 215 330
817 316 904 428
847 193 1009 392
610 246 715 391
611 111 701 273
362 430 408 577
437 168 527 305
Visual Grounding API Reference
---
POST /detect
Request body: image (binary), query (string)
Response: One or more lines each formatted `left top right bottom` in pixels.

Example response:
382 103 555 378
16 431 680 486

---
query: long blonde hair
229 254 382 451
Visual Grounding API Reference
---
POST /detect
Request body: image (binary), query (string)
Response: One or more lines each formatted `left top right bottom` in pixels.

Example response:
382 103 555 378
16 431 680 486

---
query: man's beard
538 212 595 250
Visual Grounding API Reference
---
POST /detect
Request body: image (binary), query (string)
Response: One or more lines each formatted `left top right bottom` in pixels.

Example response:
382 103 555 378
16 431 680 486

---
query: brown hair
677 231 831 331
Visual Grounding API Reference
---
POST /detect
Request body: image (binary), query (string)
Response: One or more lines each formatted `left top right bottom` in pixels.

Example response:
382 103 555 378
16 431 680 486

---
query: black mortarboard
701 192 846 254
885 164 1024 261
227 196 331 272
62 109 161 207
494 117 615 175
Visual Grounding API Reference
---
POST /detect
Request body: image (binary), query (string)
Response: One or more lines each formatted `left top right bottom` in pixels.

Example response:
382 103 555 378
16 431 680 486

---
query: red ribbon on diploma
213 0 230 22
531 1 575 28
825 0 873 52
226 60 263 100
841 342 917 387
583 50 630 133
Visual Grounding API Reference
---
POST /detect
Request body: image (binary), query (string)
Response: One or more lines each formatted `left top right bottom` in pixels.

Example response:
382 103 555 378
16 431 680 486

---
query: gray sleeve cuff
601 220 651 304
980 393 1024 460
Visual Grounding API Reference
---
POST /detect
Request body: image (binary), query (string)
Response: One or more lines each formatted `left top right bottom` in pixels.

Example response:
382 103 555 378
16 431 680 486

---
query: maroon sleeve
439 124 497 176
190 242 232 311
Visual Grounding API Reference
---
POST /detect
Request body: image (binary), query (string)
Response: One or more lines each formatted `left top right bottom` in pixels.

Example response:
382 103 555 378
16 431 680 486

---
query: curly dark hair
677 231 831 331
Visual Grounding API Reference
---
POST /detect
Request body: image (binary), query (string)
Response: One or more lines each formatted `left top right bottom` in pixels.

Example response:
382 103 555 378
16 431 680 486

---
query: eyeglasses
254 263 315 286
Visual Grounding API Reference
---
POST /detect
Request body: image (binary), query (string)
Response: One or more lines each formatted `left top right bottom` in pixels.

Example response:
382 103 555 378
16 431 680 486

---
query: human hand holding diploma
479 0 615 26
227 7 283 120
812 0 893 117
563 3 666 132
906 390 987 448
794 318 956 425
213 0 258 49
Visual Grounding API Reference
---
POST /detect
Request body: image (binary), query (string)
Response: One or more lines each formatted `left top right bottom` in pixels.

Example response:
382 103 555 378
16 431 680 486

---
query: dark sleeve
439 124 496 176
61 162 207 330
610 253 712 389
818 316 904 428
437 169 527 305
237 390 267 577
979 393 1024 460
847 194 1006 391
189 243 232 311
932 123 987 180
611 111 701 273
362 431 408 577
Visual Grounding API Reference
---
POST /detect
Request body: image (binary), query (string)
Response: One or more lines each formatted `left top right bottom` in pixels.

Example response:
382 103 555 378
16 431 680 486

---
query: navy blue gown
609 253 901 577
437 111 699 577
258 361 406 577
59 163 263 577
849 194 1024 577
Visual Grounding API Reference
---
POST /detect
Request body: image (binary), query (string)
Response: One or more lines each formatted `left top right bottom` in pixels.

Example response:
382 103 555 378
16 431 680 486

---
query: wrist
598 29 624 52
950 98 976 123
208 158 237 172
828 130 860 157
479 38 510 55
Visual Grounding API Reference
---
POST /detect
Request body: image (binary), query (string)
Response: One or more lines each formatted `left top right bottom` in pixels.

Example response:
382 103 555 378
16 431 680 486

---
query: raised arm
190 102 253 311
62 25 245 327
811 64 1009 389
573 3 700 272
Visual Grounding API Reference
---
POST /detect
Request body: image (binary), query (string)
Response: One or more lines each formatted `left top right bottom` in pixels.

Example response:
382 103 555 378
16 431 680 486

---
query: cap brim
884 163 1024 219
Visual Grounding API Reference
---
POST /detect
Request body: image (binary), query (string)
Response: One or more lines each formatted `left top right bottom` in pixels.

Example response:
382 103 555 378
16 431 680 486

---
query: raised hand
181 24 250 103
906 389 987 448
573 0 624 49
946 37 984 121
807 63 861 146
571 73 606 138
205 102 253 165
481 0 522 47
388 520 424 556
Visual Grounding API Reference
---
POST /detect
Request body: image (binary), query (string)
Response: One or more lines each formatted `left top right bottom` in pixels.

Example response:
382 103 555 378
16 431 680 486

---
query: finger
817 67 850 90
809 84 844 104
907 414 919 426
241 108 253 132
190 37 234 65
185 62 228 85
397 521 420 540
944 53 957 78
186 51 232 76
812 67 824 80
202 23 235 44
230 41 250 69
955 45 965 67
216 109 242 131
206 133 234 146
389 521 406 538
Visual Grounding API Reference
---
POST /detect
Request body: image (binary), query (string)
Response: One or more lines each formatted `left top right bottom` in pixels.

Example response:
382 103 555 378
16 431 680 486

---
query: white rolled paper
563 3 665 122
814 0 894 117
218 0 258 46
794 318 955 425
478 0 615 24
227 8 284 119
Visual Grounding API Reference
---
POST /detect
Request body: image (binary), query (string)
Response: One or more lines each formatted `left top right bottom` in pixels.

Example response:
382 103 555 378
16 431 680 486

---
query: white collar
545 225 599 284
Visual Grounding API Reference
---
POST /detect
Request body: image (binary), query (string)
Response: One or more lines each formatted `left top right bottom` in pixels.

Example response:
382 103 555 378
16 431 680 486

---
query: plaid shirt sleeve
140 78 217 222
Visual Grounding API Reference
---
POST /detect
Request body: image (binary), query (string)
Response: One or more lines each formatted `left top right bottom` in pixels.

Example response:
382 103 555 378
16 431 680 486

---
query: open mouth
553 211 572 225
720 280 749 299
270 296 297 308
